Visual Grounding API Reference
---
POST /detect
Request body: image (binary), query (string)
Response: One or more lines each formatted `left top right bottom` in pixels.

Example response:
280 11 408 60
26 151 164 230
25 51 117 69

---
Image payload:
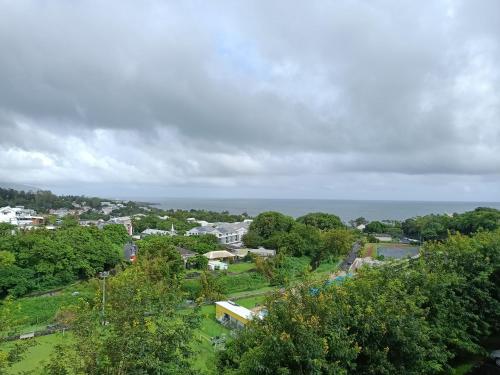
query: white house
208 260 228 271
141 225 176 238
232 247 276 258
186 221 250 245
0 206 43 227
0 207 17 224
186 225 220 237
203 250 236 261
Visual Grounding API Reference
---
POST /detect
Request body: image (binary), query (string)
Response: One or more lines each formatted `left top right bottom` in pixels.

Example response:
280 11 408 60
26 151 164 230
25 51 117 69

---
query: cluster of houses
185 220 253 245
100 201 127 215
138 219 253 247
80 217 134 236
49 201 128 218
0 206 44 227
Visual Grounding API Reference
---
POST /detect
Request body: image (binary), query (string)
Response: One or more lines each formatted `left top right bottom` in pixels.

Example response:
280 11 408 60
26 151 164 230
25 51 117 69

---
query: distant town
1 187 499 374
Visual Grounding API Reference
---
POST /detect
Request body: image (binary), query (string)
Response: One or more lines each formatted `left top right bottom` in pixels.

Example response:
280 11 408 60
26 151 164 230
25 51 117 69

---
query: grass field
2 282 96 336
2 332 74 374
1 257 337 374
227 262 256 274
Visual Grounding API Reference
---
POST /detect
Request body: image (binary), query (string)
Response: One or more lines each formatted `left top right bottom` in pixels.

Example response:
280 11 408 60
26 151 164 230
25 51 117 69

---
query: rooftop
215 301 254 320
204 250 236 260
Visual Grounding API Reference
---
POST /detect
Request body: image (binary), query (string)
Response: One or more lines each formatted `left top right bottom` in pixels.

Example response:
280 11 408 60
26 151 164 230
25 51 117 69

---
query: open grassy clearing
2 257 339 374
227 261 256 274
2 332 74 374
1 282 96 336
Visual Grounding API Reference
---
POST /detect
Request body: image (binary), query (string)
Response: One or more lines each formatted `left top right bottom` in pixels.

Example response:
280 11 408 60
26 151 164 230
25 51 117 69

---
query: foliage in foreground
0 298 35 374
44 242 200 375
217 230 500 374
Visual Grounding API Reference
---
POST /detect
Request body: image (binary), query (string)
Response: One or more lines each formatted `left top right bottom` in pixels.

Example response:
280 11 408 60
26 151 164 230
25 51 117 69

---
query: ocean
150 198 500 222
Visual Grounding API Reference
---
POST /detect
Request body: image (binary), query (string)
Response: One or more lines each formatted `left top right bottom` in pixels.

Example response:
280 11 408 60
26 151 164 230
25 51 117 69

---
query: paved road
339 241 362 272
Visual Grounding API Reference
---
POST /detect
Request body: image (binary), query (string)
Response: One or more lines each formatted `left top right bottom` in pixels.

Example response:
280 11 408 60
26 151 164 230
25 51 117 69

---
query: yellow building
215 301 254 329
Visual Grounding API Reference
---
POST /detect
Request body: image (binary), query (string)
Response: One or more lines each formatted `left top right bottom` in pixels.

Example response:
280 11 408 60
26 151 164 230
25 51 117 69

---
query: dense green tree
400 208 500 241
218 230 500 374
363 220 387 234
311 228 355 269
249 211 295 240
139 234 219 255
350 217 368 228
254 253 310 286
52 244 199 374
0 223 14 237
0 251 15 267
296 212 344 230
275 232 308 256
186 254 209 270
242 231 263 248
198 271 226 302
0 225 125 297
289 223 321 256
102 224 130 245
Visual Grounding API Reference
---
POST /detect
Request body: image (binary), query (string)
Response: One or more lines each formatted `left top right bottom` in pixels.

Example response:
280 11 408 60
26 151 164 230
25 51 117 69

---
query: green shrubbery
217 230 500 374
0 224 127 297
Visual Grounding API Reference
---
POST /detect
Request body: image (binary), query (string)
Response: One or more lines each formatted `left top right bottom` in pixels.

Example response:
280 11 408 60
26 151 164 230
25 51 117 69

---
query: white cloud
0 0 499 200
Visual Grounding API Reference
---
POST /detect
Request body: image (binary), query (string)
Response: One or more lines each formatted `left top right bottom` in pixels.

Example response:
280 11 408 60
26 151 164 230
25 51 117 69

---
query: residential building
185 226 219 238
79 220 100 227
186 221 250 244
0 206 44 227
208 260 228 271
141 225 176 238
215 301 254 329
176 247 197 265
232 247 276 258
203 250 236 262
49 208 72 217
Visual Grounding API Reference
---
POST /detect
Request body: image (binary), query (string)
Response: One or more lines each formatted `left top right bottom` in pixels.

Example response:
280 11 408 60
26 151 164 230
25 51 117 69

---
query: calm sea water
150 198 500 222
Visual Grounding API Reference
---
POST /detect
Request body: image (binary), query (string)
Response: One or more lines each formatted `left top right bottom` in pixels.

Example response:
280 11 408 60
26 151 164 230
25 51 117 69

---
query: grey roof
176 247 197 258
189 226 219 234
215 221 250 233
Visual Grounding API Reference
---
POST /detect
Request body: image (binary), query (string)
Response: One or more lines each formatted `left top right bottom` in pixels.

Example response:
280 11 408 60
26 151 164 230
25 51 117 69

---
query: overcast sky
0 0 499 201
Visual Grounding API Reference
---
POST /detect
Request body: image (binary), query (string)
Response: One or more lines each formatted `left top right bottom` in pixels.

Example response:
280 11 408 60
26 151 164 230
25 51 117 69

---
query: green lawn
312 258 341 278
227 286 274 300
2 332 74 374
191 304 229 374
234 295 266 309
1 282 96 336
1 256 337 374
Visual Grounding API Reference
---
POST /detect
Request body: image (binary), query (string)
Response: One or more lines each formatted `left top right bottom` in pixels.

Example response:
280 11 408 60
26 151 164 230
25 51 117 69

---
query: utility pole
99 271 110 325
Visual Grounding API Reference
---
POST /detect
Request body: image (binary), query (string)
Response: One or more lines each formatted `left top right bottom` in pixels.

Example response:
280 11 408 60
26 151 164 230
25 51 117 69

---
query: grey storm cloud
0 0 499 199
